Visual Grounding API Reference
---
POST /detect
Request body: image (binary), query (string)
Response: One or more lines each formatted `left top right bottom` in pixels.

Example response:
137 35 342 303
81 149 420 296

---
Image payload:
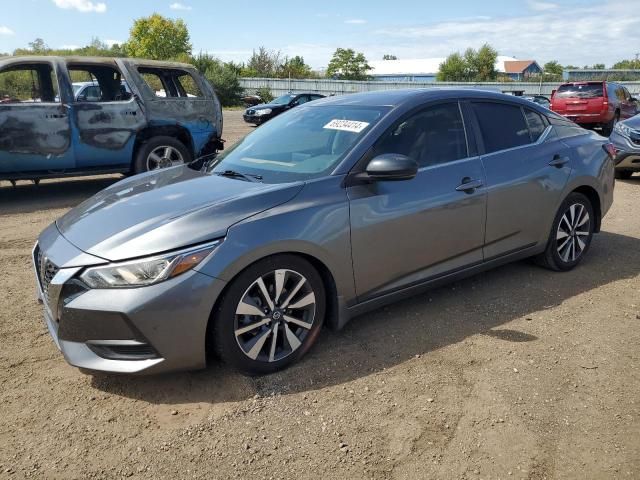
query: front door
348 102 487 301
0 60 74 176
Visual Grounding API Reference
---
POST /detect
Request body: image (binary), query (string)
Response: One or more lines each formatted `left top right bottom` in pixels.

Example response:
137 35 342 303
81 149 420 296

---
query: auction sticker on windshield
323 119 370 133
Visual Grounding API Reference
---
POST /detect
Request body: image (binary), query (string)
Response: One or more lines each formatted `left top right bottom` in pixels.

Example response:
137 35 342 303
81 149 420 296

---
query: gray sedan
33 89 615 375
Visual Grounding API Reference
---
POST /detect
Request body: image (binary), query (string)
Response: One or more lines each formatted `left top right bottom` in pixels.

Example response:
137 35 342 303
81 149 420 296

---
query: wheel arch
132 125 195 168
571 185 602 232
204 250 342 360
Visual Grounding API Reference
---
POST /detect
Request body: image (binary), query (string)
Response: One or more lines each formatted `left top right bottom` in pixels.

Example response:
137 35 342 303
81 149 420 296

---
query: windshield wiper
214 170 263 182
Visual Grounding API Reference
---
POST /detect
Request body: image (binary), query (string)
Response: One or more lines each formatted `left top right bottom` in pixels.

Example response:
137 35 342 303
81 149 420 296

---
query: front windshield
271 94 296 105
209 105 389 183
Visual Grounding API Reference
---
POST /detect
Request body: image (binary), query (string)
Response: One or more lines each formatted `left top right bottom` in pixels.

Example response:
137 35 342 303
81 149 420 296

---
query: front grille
34 244 59 306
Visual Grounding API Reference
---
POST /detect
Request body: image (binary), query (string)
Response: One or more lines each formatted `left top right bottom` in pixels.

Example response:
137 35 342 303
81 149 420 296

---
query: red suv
550 81 638 135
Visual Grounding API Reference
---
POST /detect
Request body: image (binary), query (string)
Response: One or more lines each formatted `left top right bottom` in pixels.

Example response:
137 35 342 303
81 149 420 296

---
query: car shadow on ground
0 176 122 215
90 230 640 405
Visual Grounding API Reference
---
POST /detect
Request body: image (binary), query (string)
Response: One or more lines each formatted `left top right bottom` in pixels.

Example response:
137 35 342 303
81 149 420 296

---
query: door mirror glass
366 153 418 181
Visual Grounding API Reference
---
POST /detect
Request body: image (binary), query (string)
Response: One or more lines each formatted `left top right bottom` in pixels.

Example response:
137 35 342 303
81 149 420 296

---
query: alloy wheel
146 145 184 170
556 203 591 263
234 269 316 363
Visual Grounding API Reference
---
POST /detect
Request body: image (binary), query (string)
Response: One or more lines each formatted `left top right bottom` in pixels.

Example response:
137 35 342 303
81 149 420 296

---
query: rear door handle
455 177 483 193
549 154 570 168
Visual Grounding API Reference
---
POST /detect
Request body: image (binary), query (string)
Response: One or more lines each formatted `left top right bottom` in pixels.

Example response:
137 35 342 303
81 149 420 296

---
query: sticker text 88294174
323 119 370 133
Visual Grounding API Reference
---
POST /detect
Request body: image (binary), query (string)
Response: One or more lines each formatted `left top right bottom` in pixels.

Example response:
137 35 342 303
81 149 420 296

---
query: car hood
56 165 304 261
250 103 286 111
622 114 640 130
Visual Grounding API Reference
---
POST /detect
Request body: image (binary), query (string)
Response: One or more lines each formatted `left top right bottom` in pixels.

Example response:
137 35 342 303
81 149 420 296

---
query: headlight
79 240 221 289
614 122 633 137
255 108 272 116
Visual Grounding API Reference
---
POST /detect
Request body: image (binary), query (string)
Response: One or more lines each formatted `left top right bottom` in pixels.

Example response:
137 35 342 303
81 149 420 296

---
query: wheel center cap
272 310 282 321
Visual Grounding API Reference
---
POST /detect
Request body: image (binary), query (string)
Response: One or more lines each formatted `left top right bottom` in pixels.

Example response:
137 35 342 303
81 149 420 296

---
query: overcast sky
0 0 638 68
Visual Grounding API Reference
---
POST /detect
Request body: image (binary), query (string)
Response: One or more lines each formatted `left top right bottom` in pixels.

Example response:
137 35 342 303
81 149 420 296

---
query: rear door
65 60 145 169
348 101 486 300
0 59 74 176
470 101 572 258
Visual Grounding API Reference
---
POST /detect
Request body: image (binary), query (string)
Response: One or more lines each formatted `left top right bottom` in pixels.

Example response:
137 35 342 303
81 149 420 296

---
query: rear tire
211 255 326 375
615 170 633 180
536 192 595 271
602 112 619 137
133 136 191 174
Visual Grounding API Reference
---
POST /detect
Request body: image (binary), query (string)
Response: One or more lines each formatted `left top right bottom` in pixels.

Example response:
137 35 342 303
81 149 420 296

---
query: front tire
211 255 326 375
537 192 595 271
133 136 191 174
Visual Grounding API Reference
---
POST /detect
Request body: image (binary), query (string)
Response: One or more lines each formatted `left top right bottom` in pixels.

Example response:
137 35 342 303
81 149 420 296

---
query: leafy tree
437 52 467 81
612 59 640 69
28 38 49 54
190 52 242 106
543 60 563 76
382 54 398 60
438 44 497 81
326 48 371 80
242 47 283 77
125 13 191 60
256 86 274 103
279 56 313 79
591 63 605 70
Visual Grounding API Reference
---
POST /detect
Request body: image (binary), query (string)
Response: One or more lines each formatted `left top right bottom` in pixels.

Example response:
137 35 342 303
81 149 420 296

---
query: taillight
603 142 616 160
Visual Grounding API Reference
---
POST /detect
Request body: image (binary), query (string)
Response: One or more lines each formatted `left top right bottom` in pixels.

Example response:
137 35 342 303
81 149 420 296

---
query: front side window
0 63 59 103
372 102 468 167
472 102 530 154
208 105 388 183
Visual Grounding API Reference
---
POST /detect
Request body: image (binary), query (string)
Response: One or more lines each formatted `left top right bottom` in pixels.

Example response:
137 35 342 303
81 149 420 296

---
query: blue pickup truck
0 56 223 183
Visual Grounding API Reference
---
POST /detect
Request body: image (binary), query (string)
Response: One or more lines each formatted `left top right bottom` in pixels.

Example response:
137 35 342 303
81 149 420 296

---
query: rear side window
374 102 468 167
472 102 530 154
524 109 547 142
555 83 603 99
138 67 204 98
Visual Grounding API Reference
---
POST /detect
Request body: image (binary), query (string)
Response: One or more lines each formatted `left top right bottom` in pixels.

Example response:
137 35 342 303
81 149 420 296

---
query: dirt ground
0 110 639 480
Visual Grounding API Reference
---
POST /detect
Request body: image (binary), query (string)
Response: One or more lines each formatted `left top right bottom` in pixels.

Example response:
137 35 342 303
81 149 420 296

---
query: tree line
3 14 640 105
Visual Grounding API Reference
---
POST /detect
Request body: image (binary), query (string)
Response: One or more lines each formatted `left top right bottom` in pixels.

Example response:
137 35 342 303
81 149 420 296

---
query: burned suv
0 56 223 182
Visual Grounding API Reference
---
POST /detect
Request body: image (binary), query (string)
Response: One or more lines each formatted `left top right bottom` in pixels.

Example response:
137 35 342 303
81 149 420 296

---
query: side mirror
631 97 638 102
365 153 418 181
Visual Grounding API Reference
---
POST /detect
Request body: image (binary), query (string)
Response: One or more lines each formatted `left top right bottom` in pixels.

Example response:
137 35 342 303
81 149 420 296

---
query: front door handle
549 154 570 168
455 177 483 193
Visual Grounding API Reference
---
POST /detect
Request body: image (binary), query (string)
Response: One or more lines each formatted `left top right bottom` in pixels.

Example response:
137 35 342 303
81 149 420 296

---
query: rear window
472 102 531 154
555 84 604 99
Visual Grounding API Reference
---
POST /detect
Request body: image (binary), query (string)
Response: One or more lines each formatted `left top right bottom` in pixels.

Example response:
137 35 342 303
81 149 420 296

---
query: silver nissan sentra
33 89 615 376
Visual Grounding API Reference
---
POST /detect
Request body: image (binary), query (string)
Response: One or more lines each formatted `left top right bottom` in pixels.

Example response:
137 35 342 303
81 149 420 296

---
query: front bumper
243 114 268 125
610 130 640 171
33 229 226 375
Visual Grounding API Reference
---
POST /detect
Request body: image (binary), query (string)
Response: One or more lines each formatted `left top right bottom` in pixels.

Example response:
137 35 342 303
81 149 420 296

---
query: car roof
0 55 196 71
310 88 542 109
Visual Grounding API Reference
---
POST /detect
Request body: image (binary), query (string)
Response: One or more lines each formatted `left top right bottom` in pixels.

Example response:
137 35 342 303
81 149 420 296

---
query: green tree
190 52 243 106
437 53 468 81
125 13 191 60
437 44 497 81
612 59 640 69
591 63 605 70
242 47 283 77
326 48 371 80
382 54 398 60
278 56 313 79
543 60 563 76
28 38 49 54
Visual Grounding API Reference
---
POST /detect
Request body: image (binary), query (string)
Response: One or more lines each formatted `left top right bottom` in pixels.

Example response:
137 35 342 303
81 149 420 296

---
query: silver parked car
610 114 640 179
33 89 615 376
